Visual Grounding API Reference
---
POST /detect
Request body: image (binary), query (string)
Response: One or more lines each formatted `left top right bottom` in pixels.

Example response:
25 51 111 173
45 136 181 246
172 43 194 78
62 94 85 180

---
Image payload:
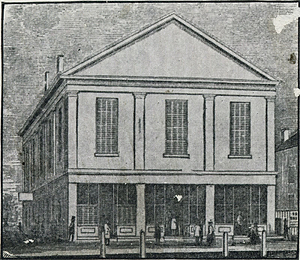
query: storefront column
266 97 275 172
136 184 146 236
267 185 275 234
204 95 215 171
205 185 215 234
69 183 77 240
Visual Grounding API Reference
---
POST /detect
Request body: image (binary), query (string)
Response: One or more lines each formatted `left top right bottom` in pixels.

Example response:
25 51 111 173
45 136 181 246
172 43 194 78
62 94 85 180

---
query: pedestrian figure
236 211 243 235
18 222 27 239
69 216 75 242
104 221 111 245
40 222 45 243
154 223 161 244
283 218 289 241
249 223 260 244
207 220 215 246
50 219 58 242
194 221 202 246
31 220 39 241
171 217 177 236
15 222 27 243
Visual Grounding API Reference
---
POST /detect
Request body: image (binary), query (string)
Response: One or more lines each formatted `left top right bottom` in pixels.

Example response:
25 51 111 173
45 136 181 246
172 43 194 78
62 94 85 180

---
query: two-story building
19 14 278 241
275 130 298 239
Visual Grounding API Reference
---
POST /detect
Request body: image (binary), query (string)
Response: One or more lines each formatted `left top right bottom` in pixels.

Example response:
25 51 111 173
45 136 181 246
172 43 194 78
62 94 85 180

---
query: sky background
3 2 298 197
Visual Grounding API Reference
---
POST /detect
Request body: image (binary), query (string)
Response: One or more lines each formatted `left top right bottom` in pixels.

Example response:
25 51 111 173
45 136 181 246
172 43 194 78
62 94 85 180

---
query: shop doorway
145 184 206 237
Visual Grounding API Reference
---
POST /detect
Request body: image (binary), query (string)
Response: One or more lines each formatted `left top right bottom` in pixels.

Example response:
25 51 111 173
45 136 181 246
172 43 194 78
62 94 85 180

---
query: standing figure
171 217 177 236
236 211 243 235
69 216 75 242
154 223 161 244
31 220 39 241
249 222 260 244
194 221 202 246
283 218 289 241
206 220 215 246
104 221 111 245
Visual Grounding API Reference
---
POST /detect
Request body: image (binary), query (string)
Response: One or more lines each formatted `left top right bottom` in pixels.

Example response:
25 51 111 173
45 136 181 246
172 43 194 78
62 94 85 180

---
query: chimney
44 71 49 91
57 55 64 73
282 129 290 142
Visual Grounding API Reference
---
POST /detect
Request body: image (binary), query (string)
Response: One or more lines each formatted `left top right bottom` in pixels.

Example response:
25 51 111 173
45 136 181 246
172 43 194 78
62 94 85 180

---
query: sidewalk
7 238 297 258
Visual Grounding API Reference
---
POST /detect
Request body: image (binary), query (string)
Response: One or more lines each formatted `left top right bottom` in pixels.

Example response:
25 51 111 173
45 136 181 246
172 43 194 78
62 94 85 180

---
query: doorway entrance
145 184 206 236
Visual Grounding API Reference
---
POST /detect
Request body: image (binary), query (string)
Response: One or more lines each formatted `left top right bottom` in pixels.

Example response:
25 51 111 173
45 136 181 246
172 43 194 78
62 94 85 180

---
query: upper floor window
229 102 251 158
164 99 189 158
57 107 63 161
47 117 53 171
95 98 118 156
288 194 295 209
288 166 295 183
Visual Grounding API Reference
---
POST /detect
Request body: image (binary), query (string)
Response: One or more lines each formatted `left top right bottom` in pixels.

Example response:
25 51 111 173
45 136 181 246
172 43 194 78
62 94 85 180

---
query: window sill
163 153 190 159
228 155 252 159
94 153 119 157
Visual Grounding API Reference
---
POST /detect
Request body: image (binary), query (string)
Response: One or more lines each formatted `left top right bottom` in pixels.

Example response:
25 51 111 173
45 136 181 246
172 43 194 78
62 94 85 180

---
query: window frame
163 99 190 158
228 102 252 159
95 97 119 157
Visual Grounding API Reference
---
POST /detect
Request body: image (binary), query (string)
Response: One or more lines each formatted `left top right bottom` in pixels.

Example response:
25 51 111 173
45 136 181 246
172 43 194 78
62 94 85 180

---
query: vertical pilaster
205 185 215 234
134 93 146 170
204 95 215 171
136 184 146 236
266 97 275 172
69 183 77 240
267 185 276 234
67 91 78 169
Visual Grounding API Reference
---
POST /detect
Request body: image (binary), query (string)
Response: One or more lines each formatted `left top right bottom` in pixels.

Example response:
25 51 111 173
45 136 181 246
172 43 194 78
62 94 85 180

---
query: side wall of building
275 146 298 211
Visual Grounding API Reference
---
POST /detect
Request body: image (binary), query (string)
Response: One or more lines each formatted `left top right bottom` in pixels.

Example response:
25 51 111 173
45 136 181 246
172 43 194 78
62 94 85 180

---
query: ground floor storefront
22 180 275 241
70 183 272 240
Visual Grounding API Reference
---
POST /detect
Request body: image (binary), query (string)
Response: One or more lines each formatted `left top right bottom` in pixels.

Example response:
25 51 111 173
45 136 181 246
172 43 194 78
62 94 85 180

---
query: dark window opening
95 98 118 155
164 100 189 157
229 102 251 158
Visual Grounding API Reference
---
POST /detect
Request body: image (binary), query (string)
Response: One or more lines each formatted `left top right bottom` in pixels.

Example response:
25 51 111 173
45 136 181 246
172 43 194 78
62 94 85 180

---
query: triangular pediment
65 14 276 82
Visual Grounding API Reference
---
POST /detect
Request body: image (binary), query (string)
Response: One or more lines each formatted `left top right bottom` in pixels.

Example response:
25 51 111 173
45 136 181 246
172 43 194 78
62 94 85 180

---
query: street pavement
5 238 298 258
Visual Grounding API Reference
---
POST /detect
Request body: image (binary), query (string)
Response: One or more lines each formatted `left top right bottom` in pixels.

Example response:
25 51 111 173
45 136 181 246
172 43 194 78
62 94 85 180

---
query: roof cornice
62 74 279 86
18 75 65 137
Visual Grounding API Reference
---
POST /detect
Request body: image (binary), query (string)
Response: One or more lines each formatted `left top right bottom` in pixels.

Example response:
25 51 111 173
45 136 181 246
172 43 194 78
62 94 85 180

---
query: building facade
19 14 278 241
275 131 298 239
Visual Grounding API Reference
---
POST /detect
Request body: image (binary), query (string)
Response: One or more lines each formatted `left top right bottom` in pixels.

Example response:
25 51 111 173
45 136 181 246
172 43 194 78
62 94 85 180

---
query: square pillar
205 185 215 234
69 183 77 240
266 97 275 172
136 184 146 236
204 95 215 171
67 91 78 168
133 93 146 170
267 185 275 234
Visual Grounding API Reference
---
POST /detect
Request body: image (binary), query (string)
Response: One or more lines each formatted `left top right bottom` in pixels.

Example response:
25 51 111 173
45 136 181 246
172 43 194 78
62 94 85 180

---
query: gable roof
63 13 277 83
276 131 298 152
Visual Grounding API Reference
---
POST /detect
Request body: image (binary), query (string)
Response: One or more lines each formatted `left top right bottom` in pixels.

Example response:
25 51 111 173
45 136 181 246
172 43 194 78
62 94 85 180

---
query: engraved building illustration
18 14 278 241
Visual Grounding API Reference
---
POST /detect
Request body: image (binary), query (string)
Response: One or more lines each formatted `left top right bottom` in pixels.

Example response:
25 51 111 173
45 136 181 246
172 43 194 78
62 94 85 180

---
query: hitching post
222 232 229 258
261 230 267 257
140 229 146 258
100 231 106 258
